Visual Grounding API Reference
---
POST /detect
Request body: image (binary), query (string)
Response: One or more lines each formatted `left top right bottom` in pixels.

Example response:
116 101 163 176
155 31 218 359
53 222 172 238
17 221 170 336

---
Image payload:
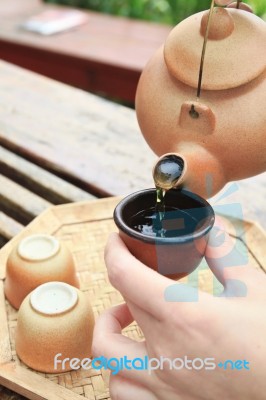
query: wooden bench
0 59 156 249
0 145 94 246
0 0 171 103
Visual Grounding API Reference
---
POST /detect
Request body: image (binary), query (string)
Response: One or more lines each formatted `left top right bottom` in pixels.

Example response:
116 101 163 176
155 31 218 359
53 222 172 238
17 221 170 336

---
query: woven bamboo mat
0 197 265 400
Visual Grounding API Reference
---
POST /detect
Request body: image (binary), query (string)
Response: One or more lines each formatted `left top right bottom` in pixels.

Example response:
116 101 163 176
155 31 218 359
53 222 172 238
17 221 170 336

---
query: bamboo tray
0 197 265 400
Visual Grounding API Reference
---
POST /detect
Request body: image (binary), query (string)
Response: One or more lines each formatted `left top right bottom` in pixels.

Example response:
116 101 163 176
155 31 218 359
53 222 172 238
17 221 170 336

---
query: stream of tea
130 155 197 238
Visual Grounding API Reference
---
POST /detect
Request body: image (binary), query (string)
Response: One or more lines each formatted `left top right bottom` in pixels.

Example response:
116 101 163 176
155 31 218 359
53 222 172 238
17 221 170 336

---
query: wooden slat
0 364 82 400
0 238 7 249
0 60 155 197
0 212 24 248
0 212 24 241
51 197 120 225
0 174 52 225
0 146 94 204
0 282 12 365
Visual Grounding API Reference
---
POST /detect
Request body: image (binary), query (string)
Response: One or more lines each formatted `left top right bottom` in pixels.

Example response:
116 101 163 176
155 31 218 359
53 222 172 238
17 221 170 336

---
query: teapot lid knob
200 7 235 40
164 9 266 90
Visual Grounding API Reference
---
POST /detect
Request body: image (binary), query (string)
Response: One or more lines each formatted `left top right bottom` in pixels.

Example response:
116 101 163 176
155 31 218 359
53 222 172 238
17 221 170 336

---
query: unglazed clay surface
16 283 95 373
136 8 266 197
4 234 79 309
30 281 78 315
18 234 60 261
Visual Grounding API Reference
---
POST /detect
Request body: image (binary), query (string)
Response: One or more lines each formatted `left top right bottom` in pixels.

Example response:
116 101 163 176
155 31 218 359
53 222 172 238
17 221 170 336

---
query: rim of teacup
114 188 215 244
30 282 78 315
18 234 60 261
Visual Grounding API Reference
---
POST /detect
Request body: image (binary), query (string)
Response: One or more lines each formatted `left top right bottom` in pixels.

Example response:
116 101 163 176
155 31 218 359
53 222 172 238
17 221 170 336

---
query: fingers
205 220 249 297
92 303 139 355
92 303 150 384
105 233 213 324
94 302 134 335
105 233 175 320
124 298 158 337
109 375 157 400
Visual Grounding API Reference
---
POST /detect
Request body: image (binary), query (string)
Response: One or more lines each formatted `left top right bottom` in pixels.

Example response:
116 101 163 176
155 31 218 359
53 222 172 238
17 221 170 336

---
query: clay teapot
136 2 266 198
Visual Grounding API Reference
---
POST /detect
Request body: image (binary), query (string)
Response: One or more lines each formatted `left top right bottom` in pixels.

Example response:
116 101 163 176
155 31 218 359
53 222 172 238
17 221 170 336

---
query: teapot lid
164 8 266 90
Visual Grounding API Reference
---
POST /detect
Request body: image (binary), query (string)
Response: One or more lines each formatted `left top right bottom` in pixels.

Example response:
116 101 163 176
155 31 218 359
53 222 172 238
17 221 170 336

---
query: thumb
205 220 249 297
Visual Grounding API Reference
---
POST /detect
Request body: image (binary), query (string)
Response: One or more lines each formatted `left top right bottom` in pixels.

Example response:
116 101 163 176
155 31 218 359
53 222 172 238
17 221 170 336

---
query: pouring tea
136 2 266 198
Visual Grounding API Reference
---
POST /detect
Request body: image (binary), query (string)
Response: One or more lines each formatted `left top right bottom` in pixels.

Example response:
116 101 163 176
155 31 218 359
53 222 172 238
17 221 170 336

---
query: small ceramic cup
15 281 95 373
114 188 215 279
4 234 79 309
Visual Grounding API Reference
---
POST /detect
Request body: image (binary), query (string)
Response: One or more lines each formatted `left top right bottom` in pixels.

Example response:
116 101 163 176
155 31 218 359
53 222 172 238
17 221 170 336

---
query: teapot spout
152 153 187 190
155 145 226 198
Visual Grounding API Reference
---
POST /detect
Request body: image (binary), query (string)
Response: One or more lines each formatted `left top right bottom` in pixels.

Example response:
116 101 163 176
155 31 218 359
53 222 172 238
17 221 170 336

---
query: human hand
92 220 266 400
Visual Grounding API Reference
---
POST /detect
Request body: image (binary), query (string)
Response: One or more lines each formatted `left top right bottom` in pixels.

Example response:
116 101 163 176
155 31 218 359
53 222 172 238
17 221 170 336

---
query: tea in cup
114 188 215 278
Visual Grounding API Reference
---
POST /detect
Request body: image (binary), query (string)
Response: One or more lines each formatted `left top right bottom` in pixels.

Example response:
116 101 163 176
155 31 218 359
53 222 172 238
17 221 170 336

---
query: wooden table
0 0 171 103
0 60 265 399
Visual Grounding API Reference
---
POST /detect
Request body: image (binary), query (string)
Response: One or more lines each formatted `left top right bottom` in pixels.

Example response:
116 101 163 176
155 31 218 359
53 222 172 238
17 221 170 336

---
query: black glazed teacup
114 188 215 279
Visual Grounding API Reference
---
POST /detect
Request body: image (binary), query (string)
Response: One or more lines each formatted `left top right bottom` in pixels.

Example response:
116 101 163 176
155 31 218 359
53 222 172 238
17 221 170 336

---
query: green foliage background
45 0 266 24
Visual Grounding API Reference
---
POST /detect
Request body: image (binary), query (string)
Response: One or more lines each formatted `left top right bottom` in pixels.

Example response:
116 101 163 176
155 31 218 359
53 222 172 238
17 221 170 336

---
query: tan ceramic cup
15 282 95 373
5 234 79 309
